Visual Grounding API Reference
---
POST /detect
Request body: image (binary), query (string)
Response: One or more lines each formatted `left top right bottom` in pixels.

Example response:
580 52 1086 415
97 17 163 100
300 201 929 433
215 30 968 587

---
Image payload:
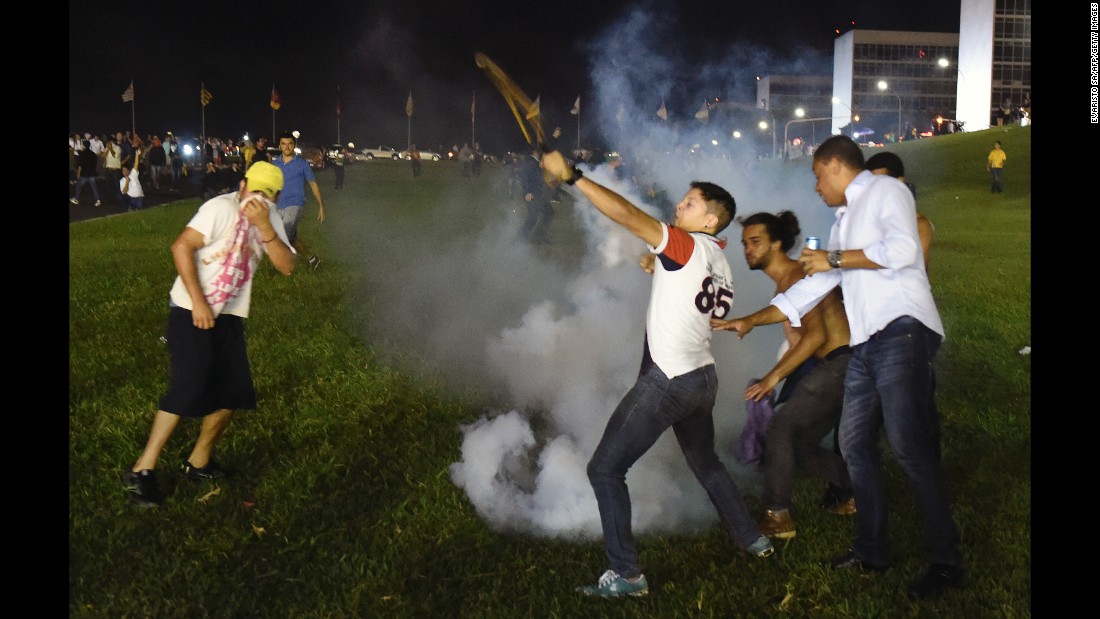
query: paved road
69 170 206 224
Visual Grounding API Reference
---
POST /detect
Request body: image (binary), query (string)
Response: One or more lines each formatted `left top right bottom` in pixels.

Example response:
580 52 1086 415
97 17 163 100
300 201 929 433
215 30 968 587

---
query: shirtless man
710 211 855 540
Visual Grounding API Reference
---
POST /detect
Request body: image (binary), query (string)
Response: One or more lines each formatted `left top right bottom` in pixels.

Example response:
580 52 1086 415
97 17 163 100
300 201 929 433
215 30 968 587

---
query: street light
877 80 901 142
936 57 966 85
784 116 851 156
832 97 856 137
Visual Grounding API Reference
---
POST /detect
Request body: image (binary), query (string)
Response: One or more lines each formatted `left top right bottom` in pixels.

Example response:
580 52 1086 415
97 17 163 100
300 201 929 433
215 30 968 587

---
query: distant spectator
169 137 183 190
250 137 269 167
458 143 473 177
201 161 224 200
120 149 145 212
986 140 1006 193
147 135 167 189
71 140 102 207
103 136 124 204
408 144 421 178
332 146 347 188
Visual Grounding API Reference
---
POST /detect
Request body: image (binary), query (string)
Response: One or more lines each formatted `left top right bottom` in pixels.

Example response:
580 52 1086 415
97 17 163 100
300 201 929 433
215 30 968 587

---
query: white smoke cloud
336 4 840 541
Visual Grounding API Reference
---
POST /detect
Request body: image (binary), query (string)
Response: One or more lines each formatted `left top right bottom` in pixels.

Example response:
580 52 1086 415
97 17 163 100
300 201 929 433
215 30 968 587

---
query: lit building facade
830 30 961 141
958 0 1031 130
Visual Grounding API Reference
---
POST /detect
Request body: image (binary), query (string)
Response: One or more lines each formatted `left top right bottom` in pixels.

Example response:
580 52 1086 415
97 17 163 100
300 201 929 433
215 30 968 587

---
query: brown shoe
825 496 857 516
759 509 796 539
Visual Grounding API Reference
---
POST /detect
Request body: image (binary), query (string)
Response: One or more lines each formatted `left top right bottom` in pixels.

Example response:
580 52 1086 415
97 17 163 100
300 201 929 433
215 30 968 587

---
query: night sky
69 0 960 154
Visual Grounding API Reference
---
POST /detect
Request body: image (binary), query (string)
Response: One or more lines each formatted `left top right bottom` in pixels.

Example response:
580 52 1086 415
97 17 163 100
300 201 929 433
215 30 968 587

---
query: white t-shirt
645 223 734 378
168 193 293 318
120 168 144 197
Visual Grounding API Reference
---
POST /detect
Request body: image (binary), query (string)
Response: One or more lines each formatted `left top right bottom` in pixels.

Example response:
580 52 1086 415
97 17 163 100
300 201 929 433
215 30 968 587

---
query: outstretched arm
541 151 663 248
710 304 788 339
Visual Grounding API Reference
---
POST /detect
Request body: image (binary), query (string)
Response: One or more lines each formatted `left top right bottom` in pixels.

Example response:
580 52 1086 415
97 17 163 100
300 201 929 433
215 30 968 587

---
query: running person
272 132 326 270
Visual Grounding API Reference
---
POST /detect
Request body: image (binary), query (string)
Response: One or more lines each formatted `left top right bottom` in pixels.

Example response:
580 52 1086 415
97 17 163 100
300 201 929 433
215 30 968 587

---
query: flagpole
471 91 476 146
336 85 341 145
576 106 581 152
201 83 206 142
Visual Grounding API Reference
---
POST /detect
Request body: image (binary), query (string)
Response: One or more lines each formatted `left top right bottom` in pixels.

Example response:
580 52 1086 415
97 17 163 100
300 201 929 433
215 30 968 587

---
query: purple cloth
735 378 775 466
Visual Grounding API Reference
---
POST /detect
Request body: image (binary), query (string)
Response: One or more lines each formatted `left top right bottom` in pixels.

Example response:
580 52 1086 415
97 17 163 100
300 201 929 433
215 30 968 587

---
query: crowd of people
68 131 283 209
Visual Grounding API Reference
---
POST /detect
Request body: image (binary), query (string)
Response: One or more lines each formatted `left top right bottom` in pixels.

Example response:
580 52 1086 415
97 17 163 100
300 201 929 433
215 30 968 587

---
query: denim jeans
762 350 851 510
839 316 962 567
587 363 760 578
75 176 101 202
990 168 1003 192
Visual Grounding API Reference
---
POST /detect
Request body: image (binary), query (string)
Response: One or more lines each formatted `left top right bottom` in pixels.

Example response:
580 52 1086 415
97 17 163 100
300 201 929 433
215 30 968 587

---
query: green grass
70 128 1030 618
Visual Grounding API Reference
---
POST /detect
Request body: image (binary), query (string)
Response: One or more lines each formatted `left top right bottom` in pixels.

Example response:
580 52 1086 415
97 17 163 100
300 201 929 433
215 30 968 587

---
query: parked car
398 148 443 161
298 144 326 169
360 145 400 160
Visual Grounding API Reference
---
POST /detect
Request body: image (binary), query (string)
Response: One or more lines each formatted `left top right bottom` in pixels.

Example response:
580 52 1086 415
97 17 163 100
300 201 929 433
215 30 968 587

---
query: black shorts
158 306 257 417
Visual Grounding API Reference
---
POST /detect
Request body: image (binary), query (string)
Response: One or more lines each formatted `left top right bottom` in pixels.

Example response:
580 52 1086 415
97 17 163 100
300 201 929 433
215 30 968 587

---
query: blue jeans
587 363 759 578
75 176 101 202
839 316 962 567
990 168 1003 192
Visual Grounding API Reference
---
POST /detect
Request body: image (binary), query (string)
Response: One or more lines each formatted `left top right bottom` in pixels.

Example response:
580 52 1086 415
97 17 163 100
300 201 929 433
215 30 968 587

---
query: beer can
805 236 820 250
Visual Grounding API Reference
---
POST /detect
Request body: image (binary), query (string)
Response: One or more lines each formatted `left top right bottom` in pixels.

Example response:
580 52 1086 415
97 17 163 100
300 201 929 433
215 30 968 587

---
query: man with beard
710 211 854 542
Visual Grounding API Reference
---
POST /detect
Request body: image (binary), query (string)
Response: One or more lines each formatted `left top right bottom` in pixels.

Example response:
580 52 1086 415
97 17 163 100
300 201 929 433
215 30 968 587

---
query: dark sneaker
760 509 797 539
122 469 164 507
308 255 321 271
181 459 230 481
746 535 775 558
576 570 648 598
908 564 965 599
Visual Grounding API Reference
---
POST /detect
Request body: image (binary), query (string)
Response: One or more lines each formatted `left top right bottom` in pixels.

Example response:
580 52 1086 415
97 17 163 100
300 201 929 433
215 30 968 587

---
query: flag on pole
656 99 668 121
526 95 541 121
570 96 580 115
270 87 281 110
121 80 134 103
695 100 710 121
200 84 213 106
406 91 414 117
471 92 476 118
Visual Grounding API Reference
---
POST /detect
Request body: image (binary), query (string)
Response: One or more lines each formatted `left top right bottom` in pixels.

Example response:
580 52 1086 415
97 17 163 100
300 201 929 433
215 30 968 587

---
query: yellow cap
244 161 284 198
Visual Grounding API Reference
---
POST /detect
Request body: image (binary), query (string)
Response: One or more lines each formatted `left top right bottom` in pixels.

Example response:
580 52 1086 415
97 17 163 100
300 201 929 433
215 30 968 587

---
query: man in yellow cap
122 160 297 507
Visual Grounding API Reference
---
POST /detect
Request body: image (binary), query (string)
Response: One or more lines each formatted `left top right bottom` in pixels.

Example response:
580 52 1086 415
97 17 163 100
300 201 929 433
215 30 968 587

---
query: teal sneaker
747 535 775 558
576 569 649 598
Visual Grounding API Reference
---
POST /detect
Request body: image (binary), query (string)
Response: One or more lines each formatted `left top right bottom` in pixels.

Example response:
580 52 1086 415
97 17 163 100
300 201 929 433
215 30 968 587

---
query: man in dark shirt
71 140 102 206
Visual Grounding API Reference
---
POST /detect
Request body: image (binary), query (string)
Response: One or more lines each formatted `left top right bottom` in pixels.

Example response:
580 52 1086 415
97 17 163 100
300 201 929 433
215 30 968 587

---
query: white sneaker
70 198 79 205
94 200 102 207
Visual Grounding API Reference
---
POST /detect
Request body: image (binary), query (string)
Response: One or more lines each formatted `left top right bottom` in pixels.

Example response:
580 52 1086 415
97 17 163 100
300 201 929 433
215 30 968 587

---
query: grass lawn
70 126 1029 618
